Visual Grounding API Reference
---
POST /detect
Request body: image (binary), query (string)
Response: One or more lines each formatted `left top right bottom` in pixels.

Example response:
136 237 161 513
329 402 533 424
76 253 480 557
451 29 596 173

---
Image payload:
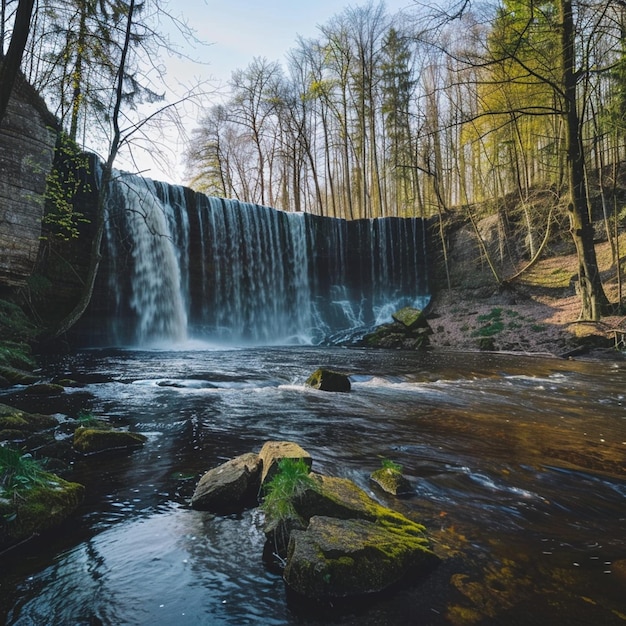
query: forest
1 0 625 322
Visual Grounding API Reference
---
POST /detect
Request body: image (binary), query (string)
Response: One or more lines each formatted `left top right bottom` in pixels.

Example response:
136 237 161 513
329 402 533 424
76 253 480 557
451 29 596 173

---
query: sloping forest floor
428 240 626 359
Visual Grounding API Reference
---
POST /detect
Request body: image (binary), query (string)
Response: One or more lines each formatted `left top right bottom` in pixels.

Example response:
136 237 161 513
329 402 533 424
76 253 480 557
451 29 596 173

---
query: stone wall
0 71 58 287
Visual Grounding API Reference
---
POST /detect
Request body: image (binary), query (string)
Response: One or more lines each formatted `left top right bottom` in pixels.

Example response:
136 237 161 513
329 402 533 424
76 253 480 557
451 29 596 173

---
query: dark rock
283 515 437 599
190 452 261 513
259 440 312 485
305 368 351 392
73 427 147 454
263 513 307 570
477 337 496 351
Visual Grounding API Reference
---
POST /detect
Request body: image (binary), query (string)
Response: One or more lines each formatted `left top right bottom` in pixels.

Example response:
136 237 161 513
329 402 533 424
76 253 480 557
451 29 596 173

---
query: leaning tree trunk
560 0 609 320
50 0 136 338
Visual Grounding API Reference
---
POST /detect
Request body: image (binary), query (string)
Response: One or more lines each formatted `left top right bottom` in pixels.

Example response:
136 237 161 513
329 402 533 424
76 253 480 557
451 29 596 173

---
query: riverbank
427 241 626 359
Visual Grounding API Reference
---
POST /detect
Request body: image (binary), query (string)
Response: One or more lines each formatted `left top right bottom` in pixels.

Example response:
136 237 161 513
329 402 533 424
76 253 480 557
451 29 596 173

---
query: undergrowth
0 446 51 500
0 299 38 369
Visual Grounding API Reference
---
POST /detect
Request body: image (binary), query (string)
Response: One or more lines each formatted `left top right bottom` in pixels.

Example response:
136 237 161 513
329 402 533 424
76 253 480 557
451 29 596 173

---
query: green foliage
261 458 316 521
76 410 103 428
0 446 51 500
43 133 91 241
380 458 403 472
0 300 37 342
477 308 503 323
0 300 38 369
473 308 505 337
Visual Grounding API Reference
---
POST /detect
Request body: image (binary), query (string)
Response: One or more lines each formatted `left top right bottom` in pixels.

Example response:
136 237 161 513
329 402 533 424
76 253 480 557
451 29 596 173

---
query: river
1 347 625 625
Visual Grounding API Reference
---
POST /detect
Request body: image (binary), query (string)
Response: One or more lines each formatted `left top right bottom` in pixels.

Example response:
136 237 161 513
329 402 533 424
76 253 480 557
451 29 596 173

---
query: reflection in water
1 348 625 625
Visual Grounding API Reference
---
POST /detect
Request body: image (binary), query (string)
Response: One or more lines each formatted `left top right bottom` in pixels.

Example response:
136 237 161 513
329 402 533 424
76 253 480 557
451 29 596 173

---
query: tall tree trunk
560 0 608 320
0 0 35 125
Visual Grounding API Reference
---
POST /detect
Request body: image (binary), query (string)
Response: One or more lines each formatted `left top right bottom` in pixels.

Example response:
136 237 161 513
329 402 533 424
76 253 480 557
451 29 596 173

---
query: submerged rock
191 452 261 513
283 515 437 599
73 427 147 454
305 368 351 392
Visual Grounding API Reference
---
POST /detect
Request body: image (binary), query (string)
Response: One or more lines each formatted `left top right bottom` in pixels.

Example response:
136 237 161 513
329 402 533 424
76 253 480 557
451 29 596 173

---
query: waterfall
90 173 430 347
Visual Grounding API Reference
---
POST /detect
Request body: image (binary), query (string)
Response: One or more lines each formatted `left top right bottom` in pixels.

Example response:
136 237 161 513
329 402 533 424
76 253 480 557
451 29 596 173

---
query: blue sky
178 0 416 84
127 0 417 184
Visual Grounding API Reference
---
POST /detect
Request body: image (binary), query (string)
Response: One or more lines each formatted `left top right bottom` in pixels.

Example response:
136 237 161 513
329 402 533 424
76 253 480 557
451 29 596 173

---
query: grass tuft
0 446 51 499
261 458 316 521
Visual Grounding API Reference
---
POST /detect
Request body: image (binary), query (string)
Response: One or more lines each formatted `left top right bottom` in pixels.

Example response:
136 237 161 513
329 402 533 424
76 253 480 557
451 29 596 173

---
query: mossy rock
0 366 38 386
73 427 147 454
294 474 428 538
363 320 431 350
283 515 437 599
0 476 84 551
305 369 351 392
22 383 65 396
0 404 58 433
370 467 413 496
391 307 429 330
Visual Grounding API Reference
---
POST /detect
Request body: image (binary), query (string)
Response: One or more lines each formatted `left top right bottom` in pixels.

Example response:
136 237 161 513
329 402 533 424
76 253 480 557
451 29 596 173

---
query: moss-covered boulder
392 306 430 330
0 366 38 386
283 515 437 599
266 471 438 598
305 368 351 392
73 427 147 454
370 466 412 496
363 306 432 350
0 475 84 552
190 452 261 513
0 403 58 441
294 474 420 529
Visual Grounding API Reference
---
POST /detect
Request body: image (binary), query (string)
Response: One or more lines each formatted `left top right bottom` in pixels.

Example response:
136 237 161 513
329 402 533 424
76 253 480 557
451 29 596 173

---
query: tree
229 57 283 206
0 0 34 124
381 26 417 215
450 0 610 318
559 0 609 319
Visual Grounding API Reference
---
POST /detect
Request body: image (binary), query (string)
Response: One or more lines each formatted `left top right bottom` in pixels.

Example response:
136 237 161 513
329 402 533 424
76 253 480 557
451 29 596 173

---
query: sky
124 0 417 185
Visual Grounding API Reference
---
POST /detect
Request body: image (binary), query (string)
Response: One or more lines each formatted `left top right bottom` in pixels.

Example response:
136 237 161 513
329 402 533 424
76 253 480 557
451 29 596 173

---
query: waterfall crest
89 173 430 347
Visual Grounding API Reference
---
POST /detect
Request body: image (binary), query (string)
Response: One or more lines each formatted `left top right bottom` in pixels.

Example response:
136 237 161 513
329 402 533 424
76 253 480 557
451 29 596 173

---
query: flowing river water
1 346 625 625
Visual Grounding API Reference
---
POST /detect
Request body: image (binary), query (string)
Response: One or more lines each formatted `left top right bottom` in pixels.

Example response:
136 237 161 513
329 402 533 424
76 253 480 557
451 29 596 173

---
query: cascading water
90 173 430 347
